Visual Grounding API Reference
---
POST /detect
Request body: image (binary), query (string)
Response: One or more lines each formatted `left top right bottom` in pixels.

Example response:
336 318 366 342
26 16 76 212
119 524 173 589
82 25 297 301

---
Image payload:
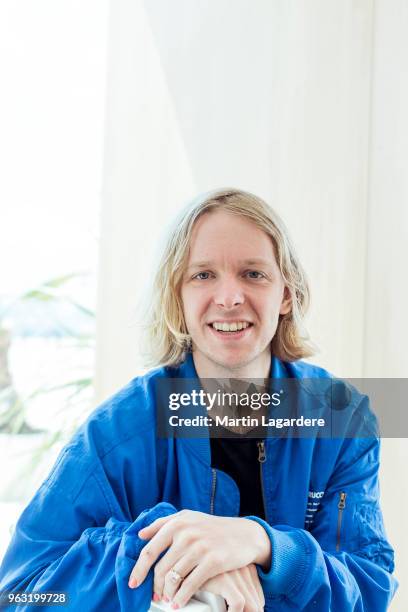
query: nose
213 277 245 309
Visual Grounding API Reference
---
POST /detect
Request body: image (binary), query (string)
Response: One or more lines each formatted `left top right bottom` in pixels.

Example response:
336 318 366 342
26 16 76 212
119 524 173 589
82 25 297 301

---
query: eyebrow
186 258 274 270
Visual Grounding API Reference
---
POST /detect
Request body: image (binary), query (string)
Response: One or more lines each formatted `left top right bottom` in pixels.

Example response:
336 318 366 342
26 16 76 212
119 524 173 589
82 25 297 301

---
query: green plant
0 273 95 435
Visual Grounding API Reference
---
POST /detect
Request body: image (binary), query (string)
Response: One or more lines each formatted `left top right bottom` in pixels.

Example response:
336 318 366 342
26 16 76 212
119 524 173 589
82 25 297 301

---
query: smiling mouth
208 321 254 334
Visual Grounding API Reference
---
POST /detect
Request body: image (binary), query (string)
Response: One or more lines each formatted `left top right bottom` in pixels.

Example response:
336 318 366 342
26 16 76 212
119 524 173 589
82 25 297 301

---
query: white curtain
96 1 408 607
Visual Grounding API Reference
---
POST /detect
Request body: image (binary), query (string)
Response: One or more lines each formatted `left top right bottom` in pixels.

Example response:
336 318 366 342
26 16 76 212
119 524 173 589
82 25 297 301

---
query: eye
245 270 265 279
192 271 212 280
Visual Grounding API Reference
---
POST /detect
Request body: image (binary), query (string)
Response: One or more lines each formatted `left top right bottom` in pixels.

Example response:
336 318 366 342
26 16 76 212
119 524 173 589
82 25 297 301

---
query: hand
128 510 271 607
197 564 265 612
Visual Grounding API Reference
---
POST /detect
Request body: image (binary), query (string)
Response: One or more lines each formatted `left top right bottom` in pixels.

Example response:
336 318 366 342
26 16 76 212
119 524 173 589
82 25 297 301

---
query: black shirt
210 433 266 520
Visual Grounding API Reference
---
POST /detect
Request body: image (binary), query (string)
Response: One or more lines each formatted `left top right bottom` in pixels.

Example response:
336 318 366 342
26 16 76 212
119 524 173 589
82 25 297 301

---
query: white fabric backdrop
95 1 408 607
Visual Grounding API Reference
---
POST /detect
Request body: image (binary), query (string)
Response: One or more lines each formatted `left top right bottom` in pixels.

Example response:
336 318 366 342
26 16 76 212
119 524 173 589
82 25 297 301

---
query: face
180 209 291 377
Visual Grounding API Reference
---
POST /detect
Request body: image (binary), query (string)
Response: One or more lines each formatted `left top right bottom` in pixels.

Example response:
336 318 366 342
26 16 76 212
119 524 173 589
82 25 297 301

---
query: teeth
212 321 250 332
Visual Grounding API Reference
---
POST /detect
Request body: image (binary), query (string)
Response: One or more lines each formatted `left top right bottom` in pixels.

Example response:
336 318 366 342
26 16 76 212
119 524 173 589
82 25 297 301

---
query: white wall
96 0 375 395
96 1 407 608
365 1 408 607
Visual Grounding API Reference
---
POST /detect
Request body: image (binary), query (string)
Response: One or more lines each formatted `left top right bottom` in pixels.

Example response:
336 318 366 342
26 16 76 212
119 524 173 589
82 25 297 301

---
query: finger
199 573 255 612
153 543 197 597
154 548 196 600
232 570 260 612
129 524 174 588
162 556 197 602
227 597 245 612
247 564 265 608
171 559 219 609
138 514 176 539
237 565 262 609
208 573 245 612
223 583 245 612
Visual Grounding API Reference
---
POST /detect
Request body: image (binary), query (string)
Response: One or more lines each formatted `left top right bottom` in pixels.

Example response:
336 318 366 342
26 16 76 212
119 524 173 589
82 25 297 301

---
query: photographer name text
168 415 326 428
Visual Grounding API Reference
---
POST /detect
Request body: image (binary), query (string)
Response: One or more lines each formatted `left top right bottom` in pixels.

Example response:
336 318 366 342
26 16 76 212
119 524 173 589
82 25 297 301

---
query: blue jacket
0 355 398 611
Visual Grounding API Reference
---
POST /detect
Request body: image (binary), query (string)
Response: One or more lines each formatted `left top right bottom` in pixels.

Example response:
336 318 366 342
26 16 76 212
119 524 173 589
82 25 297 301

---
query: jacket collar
175 352 289 466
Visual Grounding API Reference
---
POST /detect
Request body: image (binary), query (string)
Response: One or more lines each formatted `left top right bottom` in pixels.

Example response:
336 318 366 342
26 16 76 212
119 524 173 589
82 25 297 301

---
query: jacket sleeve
0 462 177 611
247 436 398 611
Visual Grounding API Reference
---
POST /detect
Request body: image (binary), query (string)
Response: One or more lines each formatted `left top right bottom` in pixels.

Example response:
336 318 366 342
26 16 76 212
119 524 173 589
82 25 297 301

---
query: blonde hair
144 188 314 367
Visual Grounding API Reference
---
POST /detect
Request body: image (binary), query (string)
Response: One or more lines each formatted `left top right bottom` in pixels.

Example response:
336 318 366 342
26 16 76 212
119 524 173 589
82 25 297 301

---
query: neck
192 350 272 380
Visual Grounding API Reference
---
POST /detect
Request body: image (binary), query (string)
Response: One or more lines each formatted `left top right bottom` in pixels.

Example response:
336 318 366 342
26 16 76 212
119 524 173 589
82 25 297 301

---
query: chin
210 352 253 371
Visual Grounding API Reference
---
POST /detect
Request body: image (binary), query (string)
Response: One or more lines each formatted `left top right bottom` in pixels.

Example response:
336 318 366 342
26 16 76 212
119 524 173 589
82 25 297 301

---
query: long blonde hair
144 188 314 366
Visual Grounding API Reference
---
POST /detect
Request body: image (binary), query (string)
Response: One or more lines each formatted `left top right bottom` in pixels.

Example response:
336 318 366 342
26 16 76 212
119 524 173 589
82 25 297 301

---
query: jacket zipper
257 440 268 521
336 491 347 551
211 443 267 517
210 468 217 515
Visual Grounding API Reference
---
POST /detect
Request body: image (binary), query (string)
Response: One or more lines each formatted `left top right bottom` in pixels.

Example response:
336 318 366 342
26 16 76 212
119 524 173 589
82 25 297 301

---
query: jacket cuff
120 502 177 560
244 516 310 597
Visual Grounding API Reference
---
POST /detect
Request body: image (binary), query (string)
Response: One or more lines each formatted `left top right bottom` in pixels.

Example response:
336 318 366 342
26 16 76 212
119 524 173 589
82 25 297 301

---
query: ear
279 287 292 315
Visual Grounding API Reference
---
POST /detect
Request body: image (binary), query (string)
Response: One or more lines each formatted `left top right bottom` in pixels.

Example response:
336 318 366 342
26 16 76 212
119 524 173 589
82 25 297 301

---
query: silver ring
169 568 184 584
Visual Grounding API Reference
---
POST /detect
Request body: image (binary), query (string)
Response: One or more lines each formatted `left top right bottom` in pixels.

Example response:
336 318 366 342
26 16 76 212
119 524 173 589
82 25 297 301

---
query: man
0 189 398 610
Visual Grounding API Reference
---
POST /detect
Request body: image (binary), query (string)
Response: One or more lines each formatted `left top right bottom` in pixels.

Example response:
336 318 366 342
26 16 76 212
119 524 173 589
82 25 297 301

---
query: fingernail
172 604 179 610
128 578 137 588
163 595 169 602
153 593 160 602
